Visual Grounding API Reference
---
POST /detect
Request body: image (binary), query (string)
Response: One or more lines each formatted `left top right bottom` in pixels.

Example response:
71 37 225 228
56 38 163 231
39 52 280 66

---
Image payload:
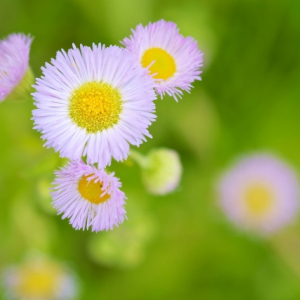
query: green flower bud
131 148 182 195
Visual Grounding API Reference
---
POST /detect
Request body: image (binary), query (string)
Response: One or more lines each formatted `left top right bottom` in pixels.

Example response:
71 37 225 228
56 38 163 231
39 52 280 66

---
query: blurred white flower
2 253 79 300
218 153 300 234
0 33 34 102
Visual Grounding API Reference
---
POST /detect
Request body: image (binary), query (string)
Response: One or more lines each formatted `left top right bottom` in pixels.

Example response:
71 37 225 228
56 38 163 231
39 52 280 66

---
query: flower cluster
6 19 202 232
2 19 299 241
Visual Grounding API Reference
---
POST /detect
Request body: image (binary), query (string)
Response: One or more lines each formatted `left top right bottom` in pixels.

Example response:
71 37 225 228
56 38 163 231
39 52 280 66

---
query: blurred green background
1 0 300 299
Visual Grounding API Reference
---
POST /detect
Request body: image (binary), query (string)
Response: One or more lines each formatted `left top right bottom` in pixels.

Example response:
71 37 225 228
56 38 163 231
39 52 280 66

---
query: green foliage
1 0 300 299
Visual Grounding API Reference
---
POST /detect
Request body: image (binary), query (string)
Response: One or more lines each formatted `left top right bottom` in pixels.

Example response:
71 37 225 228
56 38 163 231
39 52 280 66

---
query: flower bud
131 148 182 195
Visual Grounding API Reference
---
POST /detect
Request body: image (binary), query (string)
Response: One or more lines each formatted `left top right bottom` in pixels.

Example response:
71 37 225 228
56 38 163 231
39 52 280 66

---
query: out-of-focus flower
122 19 203 100
2 253 78 300
218 153 300 234
0 33 34 102
130 148 182 195
32 44 156 169
51 160 127 232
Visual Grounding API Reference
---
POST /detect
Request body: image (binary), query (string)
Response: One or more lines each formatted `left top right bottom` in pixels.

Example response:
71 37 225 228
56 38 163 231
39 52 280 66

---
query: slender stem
129 149 149 169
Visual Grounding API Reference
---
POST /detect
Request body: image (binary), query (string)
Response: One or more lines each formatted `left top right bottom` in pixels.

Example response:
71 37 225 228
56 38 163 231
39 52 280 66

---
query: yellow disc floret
244 184 274 216
17 262 62 298
78 174 111 204
141 48 176 81
69 82 122 133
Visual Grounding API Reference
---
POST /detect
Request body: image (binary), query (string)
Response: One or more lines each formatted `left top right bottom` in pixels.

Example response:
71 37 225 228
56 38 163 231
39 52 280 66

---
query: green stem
129 149 149 169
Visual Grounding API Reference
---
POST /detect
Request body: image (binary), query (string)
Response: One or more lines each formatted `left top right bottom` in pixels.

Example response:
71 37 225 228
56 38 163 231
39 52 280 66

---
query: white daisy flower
32 44 156 169
51 160 127 232
122 19 203 100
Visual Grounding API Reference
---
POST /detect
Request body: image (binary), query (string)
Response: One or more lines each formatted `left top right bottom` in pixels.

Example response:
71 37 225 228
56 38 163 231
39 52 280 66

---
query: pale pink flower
122 20 203 100
0 33 33 101
51 160 127 232
2 253 78 300
218 153 299 234
32 44 156 169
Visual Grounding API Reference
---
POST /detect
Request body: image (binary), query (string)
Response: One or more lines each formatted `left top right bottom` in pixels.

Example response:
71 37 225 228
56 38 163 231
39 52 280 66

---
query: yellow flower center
141 48 176 81
16 262 62 298
244 184 274 216
69 82 122 133
78 174 111 204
